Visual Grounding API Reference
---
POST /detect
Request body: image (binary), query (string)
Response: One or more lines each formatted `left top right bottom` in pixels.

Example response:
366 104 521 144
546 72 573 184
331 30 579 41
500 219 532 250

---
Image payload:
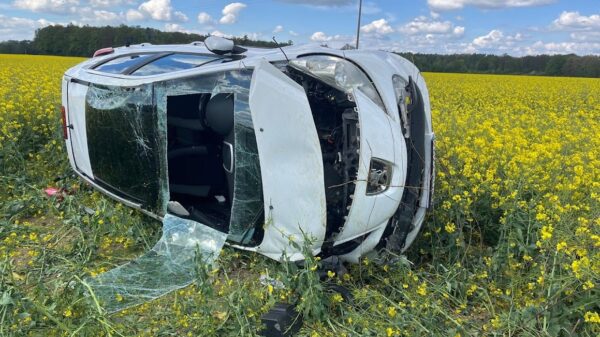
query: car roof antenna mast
272 36 289 62
355 0 363 49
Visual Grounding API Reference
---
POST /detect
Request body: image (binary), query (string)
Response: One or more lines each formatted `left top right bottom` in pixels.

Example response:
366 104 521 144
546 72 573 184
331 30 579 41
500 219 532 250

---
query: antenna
355 0 363 49
272 36 289 62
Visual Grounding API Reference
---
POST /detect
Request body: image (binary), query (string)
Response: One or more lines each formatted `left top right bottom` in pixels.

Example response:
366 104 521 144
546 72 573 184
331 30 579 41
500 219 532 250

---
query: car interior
166 92 235 233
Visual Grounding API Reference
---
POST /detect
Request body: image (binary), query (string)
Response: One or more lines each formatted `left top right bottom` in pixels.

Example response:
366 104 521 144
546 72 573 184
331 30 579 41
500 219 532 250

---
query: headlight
289 55 385 111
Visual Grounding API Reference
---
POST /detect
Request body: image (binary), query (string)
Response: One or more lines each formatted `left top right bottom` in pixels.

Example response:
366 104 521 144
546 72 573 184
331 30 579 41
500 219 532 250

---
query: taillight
93 47 114 57
61 105 68 139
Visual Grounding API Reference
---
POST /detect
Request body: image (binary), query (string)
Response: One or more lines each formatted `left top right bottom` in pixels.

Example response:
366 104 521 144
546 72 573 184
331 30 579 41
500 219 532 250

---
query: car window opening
165 81 264 245
166 93 234 234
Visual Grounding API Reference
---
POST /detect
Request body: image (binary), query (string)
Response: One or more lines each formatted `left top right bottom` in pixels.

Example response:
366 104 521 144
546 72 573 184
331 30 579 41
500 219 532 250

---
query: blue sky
0 0 598 55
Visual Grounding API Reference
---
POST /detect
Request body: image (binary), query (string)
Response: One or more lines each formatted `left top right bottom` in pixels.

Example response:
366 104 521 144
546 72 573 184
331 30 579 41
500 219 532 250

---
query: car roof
64 42 422 118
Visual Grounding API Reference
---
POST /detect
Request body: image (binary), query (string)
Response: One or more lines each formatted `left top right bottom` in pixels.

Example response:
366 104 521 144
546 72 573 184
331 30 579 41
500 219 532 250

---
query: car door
248 59 327 260
67 79 168 213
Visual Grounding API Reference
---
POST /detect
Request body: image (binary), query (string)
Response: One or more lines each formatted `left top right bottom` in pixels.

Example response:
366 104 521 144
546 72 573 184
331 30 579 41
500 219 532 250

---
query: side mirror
204 36 247 55
204 36 235 55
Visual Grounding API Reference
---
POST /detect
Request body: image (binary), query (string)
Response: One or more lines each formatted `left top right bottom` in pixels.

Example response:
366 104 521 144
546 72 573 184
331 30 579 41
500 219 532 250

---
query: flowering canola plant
0 54 598 336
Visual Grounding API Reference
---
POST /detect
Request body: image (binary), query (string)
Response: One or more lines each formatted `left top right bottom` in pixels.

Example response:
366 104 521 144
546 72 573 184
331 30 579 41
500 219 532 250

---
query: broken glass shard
86 214 227 313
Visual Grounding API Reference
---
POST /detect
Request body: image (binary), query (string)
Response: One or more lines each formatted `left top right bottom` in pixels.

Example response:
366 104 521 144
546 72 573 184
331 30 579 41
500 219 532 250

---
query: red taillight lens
61 105 68 139
93 47 114 57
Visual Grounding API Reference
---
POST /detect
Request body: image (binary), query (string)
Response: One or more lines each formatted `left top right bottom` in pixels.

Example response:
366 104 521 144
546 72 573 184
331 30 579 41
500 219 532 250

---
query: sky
0 0 599 55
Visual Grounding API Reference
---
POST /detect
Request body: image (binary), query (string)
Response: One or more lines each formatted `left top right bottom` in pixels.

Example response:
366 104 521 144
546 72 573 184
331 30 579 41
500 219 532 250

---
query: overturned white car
61 37 434 263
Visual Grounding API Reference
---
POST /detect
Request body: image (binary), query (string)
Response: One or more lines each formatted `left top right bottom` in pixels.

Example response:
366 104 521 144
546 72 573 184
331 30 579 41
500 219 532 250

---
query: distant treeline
0 25 287 57
397 52 600 78
1 25 599 78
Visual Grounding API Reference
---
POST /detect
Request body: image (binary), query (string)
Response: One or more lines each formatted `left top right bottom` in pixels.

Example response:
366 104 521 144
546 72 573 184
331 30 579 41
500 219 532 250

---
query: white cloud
138 0 170 21
137 0 187 22
244 32 262 40
289 30 298 36
211 30 233 38
13 0 78 13
427 0 555 11
173 11 188 22
360 18 394 35
400 16 464 37
277 0 382 14
125 9 144 21
197 12 213 25
470 29 523 52
74 7 124 25
219 2 246 24
570 31 600 42
277 0 354 6
310 31 348 42
453 26 465 36
93 9 120 22
472 29 504 47
552 11 600 30
164 23 185 32
163 23 207 36
0 14 53 40
89 0 132 8
273 24 284 33
526 40 600 55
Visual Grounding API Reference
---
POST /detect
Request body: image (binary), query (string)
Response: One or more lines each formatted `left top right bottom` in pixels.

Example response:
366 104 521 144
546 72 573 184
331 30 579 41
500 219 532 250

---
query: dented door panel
249 60 326 260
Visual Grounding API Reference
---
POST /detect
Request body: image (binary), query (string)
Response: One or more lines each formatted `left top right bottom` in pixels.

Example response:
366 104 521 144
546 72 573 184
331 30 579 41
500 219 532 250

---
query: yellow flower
63 309 72 317
327 270 336 278
386 327 394 336
584 311 600 324
556 241 567 252
571 256 590 278
387 306 397 318
540 225 553 241
331 293 344 303
445 222 456 234
417 282 427 296
491 316 501 329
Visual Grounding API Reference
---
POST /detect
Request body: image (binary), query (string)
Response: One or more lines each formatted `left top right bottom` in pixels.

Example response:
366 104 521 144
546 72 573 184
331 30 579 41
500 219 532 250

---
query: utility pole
356 0 362 49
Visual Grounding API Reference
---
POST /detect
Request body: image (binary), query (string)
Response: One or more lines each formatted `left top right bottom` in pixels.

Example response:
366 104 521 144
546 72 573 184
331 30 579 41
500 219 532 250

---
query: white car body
62 40 434 263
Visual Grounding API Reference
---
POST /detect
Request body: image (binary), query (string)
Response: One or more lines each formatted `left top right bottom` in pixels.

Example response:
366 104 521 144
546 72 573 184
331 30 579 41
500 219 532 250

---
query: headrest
203 93 234 136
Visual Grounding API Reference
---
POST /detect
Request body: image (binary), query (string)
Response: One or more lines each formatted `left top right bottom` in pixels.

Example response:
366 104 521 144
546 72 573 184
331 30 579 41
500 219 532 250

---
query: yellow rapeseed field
0 54 598 336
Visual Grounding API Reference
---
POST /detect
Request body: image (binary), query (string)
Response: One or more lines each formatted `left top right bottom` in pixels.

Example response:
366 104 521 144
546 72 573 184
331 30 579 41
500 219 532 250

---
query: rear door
248 60 326 258
67 80 168 213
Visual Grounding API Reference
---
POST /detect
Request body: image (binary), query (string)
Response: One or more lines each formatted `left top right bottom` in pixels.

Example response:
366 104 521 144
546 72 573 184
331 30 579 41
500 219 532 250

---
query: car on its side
61 36 434 262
